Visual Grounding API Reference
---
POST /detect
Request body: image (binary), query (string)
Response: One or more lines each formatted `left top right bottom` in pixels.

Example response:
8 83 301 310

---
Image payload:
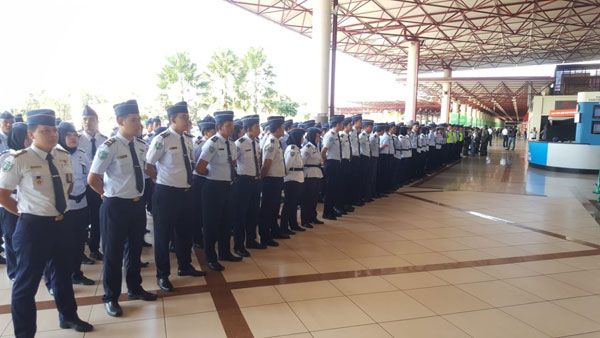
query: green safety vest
459 132 463 142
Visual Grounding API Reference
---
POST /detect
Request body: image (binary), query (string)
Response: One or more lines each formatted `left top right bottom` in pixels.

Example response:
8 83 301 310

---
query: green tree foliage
277 95 299 117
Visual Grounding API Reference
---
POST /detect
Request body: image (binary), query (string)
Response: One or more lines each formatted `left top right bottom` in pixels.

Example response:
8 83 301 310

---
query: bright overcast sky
0 0 566 117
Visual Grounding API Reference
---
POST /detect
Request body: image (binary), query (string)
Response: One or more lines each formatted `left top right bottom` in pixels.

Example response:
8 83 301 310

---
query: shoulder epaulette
184 131 193 138
11 149 26 157
104 138 116 146
195 137 203 145
0 150 9 156
237 137 245 143
77 148 86 154
211 136 218 142
57 148 70 154
135 136 146 144
270 139 275 143
99 133 108 139
159 130 170 138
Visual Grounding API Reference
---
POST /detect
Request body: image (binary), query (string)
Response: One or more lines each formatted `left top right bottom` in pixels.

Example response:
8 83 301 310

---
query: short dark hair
27 124 38 132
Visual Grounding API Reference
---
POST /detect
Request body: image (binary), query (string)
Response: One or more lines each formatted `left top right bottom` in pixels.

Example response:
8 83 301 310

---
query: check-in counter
528 141 600 173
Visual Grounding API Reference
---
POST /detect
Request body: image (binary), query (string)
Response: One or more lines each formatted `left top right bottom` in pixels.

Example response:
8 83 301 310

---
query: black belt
68 192 86 203
289 168 303 171
239 174 260 180
304 164 321 168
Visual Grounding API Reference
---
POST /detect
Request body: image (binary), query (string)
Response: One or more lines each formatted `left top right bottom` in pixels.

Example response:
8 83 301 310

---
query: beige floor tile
444 308 550 338
553 296 600 323
405 285 492 315
2 330 84 338
516 260 581 274
260 262 319 278
293 246 349 262
475 263 539 279
504 275 590 300
354 256 413 269
88 299 163 325
548 270 600 294
456 280 543 307
330 276 397 295
275 281 342 302
479 246 534 258
84 318 166 338
453 236 507 249
393 229 442 240
3 306 92 335
380 316 472 338
163 292 215 317
378 241 433 255
221 262 268 282
241 303 307 338
441 249 497 261
289 296 373 331
502 301 600 337
232 286 285 308
309 259 366 273
356 231 407 243
350 290 435 322
414 239 473 252
335 243 394 258
271 334 314 338
558 256 600 270
398 252 456 265
382 272 448 289
312 324 392 338
561 332 600 338
164 312 226 338
431 267 496 284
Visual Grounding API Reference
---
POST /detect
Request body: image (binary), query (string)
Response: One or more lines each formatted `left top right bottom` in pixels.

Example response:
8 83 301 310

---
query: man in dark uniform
321 115 344 220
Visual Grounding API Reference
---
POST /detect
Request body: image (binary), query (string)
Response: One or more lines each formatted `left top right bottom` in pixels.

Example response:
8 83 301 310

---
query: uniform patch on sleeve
155 142 163 150
98 151 108 160
209 146 216 153
1 160 13 172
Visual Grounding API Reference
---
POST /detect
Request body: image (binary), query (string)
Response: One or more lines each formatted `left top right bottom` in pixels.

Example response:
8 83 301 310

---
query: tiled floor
1 139 600 337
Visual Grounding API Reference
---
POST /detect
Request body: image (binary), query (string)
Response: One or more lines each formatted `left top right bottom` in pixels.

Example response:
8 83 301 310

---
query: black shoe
353 201 365 207
145 228 151 233
219 253 243 262
104 301 123 317
81 254 94 265
263 240 279 247
193 242 204 249
290 225 306 232
322 213 337 221
246 240 267 249
281 229 296 235
302 223 314 229
178 267 206 277
144 241 153 248
366 198 375 202
60 317 94 332
333 207 345 216
275 233 290 239
89 251 103 261
48 288 54 296
157 278 174 292
207 261 225 271
0 255 5 264
72 276 95 286
140 261 149 268
128 288 158 301
344 205 355 212
311 219 324 225
234 248 251 257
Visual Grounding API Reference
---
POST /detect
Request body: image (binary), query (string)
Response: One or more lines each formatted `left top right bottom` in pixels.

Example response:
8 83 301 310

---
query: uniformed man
0 122 30 276
300 127 323 227
152 116 162 130
0 109 93 336
409 122 420 181
144 119 154 138
377 123 391 195
280 128 306 234
358 119 372 202
196 111 242 271
399 125 412 187
280 119 292 151
78 105 107 262
233 115 266 256
88 100 157 317
391 123 402 189
368 121 382 199
192 115 216 249
0 111 14 152
349 114 363 206
146 102 205 291
321 115 344 220
339 118 354 213
258 116 287 243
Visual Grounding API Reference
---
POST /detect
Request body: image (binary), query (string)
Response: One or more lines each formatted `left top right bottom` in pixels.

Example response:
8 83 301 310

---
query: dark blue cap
303 120 315 128
330 115 344 125
343 117 352 126
214 111 234 124
375 123 387 132
27 109 56 126
113 100 140 118
145 118 153 126
166 101 188 116
198 114 216 131
267 115 285 131
14 114 23 122
152 116 161 123
314 123 322 129
283 119 293 129
363 119 374 126
351 114 362 123
241 114 260 128
0 111 14 119
82 105 97 117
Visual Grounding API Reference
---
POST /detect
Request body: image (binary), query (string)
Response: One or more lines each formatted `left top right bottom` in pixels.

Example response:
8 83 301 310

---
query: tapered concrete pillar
313 0 332 123
404 40 420 123
440 68 452 123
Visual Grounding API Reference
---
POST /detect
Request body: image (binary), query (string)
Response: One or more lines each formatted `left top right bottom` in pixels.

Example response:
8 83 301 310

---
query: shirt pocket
27 167 49 191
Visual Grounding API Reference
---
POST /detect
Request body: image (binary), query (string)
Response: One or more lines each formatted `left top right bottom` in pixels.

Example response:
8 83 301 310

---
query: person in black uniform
321 115 345 220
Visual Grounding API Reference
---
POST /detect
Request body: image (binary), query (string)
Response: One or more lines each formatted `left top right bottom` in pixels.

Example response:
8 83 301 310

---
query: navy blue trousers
0 207 18 280
201 180 233 262
259 177 284 241
233 175 261 249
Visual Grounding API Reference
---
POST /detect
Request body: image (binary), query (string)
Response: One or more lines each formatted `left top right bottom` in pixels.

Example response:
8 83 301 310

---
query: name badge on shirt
35 176 42 185
117 155 128 160
169 146 178 150
30 165 42 169
66 173 73 184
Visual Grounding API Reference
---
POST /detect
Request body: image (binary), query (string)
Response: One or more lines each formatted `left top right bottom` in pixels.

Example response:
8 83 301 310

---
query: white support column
404 40 420 123
313 0 332 122
440 68 452 123
452 101 459 115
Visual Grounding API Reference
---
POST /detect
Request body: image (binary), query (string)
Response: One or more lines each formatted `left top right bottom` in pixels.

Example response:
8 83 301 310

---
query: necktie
225 139 235 181
348 133 353 157
251 139 260 177
357 132 361 155
91 137 96 157
281 142 287 175
337 133 342 159
180 136 193 185
129 141 144 193
46 153 66 215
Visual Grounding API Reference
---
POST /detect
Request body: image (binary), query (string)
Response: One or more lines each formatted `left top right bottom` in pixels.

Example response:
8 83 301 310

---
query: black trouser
12 214 78 338
367 157 378 198
143 178 154 214
323 159 341 215
153 185 194 278
428 146 436 171
259 177 284 241
503 135 508 148
398 158 408 186
391 157 401 188
0 207 18 280
301 177 321 225
339 159 352 208
201 179 233 263
100 197 145 302
281 181 302 230
409 149 418 179
191 175 206 246
233 175 261 249
350 157 361 204
376 154 388 194
358 155 370 200
85 185 102 253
